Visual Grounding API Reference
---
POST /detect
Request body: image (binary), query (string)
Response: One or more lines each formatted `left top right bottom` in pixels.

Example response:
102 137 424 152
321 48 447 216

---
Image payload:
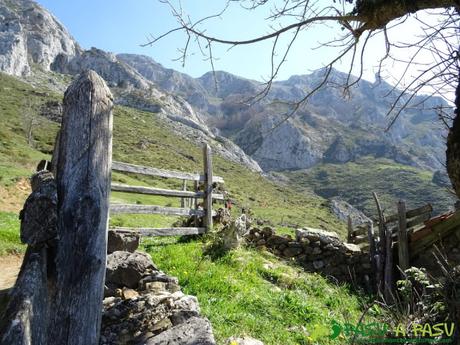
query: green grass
143 236 377 345
0 211 24 255
286 157 456 217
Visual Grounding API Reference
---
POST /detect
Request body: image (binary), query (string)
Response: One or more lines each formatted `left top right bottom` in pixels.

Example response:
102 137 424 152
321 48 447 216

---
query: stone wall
101 231 216 345
245 226 372 288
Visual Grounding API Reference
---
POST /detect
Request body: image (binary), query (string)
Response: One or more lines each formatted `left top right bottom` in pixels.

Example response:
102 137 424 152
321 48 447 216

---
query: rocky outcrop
330 197 371 226
0 0 80 76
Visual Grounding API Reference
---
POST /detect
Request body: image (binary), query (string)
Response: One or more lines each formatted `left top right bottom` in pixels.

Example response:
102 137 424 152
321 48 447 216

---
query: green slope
286 157 456 217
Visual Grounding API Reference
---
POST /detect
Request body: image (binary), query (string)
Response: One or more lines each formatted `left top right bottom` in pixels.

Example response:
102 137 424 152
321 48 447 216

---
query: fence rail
109 144 224 236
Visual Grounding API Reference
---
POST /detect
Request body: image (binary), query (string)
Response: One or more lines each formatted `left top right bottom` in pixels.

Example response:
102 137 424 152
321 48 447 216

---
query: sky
34 0 452 92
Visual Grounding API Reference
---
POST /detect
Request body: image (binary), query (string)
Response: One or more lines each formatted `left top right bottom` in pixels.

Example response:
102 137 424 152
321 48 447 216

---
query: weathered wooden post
181 180 187 208
367 221 377 289
203 144 213 232
372 192 386 293
397 199 410 272
347 215 353 243
48 70 113 345
384 227 394 304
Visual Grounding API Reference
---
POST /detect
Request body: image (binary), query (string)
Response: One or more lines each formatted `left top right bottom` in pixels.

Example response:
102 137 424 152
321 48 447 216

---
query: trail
0 254 23 290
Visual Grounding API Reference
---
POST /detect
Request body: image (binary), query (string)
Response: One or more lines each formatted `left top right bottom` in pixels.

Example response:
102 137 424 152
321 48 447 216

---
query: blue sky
34 0 440 85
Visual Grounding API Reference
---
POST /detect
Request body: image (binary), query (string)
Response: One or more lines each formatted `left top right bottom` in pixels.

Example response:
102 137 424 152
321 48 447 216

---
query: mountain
0 0 455 216
118 55 447 173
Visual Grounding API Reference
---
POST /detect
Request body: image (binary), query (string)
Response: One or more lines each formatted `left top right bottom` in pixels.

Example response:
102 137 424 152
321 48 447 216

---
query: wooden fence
346 192 460 301
109 144 225 237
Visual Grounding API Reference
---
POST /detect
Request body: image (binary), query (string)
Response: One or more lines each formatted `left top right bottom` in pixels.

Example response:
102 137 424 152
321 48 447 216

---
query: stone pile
101 230 216 345
245 227 372 286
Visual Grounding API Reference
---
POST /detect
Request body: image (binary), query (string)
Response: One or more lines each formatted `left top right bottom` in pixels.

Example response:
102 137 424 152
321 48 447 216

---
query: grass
142 236 378 345
286 157 456 217
0 211 24 256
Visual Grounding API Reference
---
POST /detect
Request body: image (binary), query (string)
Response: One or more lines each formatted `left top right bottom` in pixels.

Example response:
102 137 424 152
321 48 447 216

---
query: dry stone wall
101 231 216 345
245 226 372 287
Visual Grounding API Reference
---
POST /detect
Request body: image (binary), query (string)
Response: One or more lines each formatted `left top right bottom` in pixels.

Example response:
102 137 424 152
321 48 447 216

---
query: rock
312 247 322 255
106 251 157 288
329 197 372 226
221 214 249 250
283 243 303 257
0 0 80 77
145 316 216 345
267 235 289 246
122 287 139 300
107 230 140 253
313 260 325 269
343 243 362 254
226 336 265 345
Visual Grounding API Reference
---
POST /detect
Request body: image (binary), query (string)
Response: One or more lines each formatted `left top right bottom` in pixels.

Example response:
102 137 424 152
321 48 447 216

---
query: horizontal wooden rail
111 227 206 237
112 161 224 183
384 213 399 224
111 183 224 200
110 204 205 217
406 204 432 219
406 213 431 229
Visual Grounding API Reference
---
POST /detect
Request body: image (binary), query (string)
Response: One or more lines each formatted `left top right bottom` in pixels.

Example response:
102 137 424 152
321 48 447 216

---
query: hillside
286 157 457 217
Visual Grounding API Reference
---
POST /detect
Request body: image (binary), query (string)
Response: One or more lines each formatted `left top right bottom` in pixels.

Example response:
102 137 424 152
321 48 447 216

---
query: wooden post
48 70 113 345
194 179 199 227
203 144 213 232
372 192 386 293
181 180 187 208
367 221 377 286
347 215 353 243
384 227 394 304
397 199 410 272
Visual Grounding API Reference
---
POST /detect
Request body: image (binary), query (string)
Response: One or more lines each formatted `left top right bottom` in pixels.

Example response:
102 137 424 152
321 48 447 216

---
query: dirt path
0 254 23 290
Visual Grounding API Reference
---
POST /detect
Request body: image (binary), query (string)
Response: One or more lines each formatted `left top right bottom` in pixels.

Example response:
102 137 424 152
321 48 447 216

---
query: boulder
106 251 157 288
145 316 216 345
221 214 248 250
107 230 140 253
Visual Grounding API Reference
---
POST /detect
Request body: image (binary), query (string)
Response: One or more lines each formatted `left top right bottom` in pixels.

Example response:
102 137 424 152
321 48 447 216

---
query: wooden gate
109 144 225 237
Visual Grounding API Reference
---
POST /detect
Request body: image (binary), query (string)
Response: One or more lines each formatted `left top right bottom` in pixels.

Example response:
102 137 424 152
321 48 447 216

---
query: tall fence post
48 70 113 345
347 215 353 243
397 199 410 272
372 192 386 294
203 144 213 232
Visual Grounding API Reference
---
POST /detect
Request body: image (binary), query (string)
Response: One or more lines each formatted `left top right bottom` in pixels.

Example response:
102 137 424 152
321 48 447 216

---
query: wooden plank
385 213 399 224
410 211 460 257
111 227 206 237
112 161 224 183
384 227 394 304
406 212 431 229
203 144 213 232
111 183 224 200
397 200 410 271
372 192 386 295
0 248 48 345
406 204 433 219
110 204 206 217
49 70 112 344
367 222 377 288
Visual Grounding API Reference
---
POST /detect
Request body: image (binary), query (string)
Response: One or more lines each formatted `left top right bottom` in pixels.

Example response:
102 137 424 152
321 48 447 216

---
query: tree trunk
446 74 460 199
47 70 113 345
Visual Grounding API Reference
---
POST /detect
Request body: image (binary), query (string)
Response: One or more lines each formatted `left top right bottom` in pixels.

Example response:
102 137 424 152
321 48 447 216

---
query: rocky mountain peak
0 0 80 76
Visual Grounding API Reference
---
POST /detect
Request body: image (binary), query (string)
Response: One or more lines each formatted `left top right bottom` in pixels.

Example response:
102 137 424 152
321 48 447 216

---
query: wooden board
111 227 206 237
111 183 224 200
110 204 206 217
406 204 432 219
112 161 224 183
